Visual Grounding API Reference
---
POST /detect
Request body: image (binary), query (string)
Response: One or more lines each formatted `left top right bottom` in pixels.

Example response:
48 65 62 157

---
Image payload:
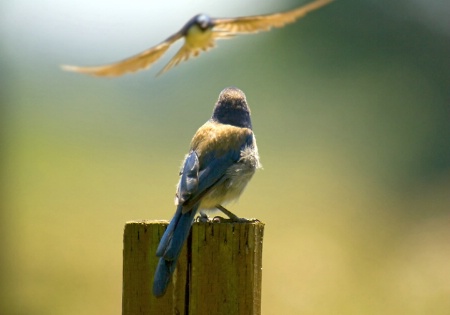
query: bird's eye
196 14 211 29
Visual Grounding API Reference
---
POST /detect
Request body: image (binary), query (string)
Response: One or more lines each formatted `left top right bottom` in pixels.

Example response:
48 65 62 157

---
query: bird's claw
195 211 210 223
196 215 259 224
229 217 260 223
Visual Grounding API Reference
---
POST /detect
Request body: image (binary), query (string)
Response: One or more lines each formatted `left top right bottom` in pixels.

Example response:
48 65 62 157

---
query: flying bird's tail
153 204 199 297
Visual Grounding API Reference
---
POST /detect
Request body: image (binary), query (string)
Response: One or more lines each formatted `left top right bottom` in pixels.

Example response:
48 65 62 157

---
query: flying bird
62 0 334 77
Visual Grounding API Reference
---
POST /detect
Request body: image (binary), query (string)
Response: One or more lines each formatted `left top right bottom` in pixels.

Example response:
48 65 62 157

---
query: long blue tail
152 204 199 297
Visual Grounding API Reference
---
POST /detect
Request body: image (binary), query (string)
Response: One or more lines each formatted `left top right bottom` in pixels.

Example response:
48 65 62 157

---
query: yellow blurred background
1 0 450 314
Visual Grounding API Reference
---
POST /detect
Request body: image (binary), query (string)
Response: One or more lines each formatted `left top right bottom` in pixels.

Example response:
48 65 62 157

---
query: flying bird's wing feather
156 43 197 76
157 32 218 76
213 0 333 34
61 33 182 77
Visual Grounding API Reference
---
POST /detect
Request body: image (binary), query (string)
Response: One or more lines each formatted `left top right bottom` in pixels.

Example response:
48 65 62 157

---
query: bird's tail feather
156 206 183 257
153 204 199 297
153 258 177 297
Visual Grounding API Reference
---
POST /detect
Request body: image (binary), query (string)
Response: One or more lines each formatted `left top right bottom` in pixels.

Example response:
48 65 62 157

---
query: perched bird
62 0 334 77
153 87 261 297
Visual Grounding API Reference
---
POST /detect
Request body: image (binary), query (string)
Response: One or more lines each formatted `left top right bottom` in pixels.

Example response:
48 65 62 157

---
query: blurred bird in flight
152 87 261 297
62 0 334 77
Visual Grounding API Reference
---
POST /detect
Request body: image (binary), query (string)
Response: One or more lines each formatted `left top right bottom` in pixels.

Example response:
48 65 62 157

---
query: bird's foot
195 211 226 223
215 205 260 223
196 211 211 223
211 216 259 223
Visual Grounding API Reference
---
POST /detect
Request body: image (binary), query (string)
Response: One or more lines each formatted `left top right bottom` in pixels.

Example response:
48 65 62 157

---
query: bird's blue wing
156 152 199 259
181 132 254 210
177 151 199 205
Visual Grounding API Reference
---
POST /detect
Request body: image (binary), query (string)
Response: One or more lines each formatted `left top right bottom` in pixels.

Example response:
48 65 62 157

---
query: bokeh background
1 0 450 314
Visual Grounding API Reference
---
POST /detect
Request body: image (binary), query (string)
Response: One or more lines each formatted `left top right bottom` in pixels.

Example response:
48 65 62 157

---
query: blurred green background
1 0 450 314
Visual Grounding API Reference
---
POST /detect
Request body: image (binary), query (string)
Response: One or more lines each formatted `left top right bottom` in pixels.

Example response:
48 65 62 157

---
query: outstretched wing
212 0 333 34
156 39 214 76
61 32 182 77
157 28 226 76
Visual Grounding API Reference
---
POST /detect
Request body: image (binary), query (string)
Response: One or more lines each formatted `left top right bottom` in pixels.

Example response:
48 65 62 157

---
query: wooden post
122 220 264 315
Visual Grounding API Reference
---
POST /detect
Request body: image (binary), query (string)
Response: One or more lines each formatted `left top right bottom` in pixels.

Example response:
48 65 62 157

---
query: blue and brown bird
152 87 261 297
62 0 334 76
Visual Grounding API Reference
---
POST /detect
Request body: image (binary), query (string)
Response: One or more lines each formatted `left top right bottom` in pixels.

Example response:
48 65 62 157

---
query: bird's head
194 14 213 30
211 87 252 129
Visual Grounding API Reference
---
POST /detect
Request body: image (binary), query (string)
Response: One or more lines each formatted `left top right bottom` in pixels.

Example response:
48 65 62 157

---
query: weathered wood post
122 220 264 315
